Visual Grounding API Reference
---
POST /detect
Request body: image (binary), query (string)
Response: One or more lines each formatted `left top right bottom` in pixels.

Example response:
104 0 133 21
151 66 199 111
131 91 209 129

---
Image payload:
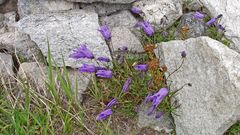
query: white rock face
0 53 14 82
66 0 136 4
18 0 77 18
199 0 240 53
111 27 144 53
18 62 90 102
133 0 182 28
156 37 240 135
16 10 111 68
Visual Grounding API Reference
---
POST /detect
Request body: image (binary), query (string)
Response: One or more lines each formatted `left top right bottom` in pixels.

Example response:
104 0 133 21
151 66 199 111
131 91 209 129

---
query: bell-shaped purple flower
97 57 111 62
106 98 118 108
70 44 94 59
96 109 113 121
136 21 155 36
134 64 148 71
96 70 113 78
99 25 111 41
131 7 142 14
79 64 96 73
207 18 217 25
147 88 169 116
194 11 205 19
122 77 133 92
216 24 226 31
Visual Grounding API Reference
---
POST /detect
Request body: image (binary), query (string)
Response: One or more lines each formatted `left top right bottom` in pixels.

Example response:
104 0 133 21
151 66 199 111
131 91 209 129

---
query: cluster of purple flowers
70 44 112 78
194 12 225 31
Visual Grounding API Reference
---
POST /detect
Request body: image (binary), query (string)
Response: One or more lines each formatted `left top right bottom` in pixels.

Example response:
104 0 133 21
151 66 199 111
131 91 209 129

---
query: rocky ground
0 0 240 135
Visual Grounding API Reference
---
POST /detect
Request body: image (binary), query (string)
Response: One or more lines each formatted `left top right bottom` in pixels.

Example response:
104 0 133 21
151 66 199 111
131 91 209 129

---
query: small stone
100 10 138 28
80 3 131 16
133 0 182 29
0 32 44 63
111 27 144 53
66 0 136 4
0 53 14 83
156 36 240 135
175 12 208 39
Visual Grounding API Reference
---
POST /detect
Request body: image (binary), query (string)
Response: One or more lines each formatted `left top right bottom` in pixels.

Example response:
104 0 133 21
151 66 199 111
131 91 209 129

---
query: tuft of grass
225 122 240 135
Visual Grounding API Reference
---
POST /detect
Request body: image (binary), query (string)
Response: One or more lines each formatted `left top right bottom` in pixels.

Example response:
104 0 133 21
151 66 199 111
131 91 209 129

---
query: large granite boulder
66 0 136 4
16 10 111 68
155 37 240 135
199 0 240 53
18 0 77 18
133 0 182 28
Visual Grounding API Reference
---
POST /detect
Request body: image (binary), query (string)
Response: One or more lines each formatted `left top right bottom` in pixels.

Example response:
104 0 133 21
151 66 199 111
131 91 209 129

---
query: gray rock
175 12 207 39
16 10 111 68
199 0 240 53
156 37 240 135
3 11 16 32
80 2 131 16
0 53 14 82
138 104 174 133
66 0 136 4
133 0 182 29
18 62 91 102
100 10 138 28
0 0 17 13
0 32 44 63
111 27 144 53
18 0 77 18
183 0 203 11
0 0 6 5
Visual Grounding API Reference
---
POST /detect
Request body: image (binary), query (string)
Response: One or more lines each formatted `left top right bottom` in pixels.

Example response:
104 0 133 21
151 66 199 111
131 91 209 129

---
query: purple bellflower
207 18 217 25
122 77 133 92
194 11 205 19
79 64 96 73
134 64 148 71
136 21 155 36
70 44 94 59
146 88 169 116
99 25 111 41
96 109 113 121
106 98 118 108
216 24 226 31
97 57 111 62
96 70 113 78
96 66 107 71
131 7 142 14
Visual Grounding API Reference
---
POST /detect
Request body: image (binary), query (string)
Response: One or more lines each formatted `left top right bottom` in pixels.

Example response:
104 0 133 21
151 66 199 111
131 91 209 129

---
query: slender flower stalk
79 64 96 73
106 98 118 108
99 25 111 41
96 70 113 78
70 44 94 59
122 78 133 92
135 21 155 36
134 64 148 71
96 109 113 121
